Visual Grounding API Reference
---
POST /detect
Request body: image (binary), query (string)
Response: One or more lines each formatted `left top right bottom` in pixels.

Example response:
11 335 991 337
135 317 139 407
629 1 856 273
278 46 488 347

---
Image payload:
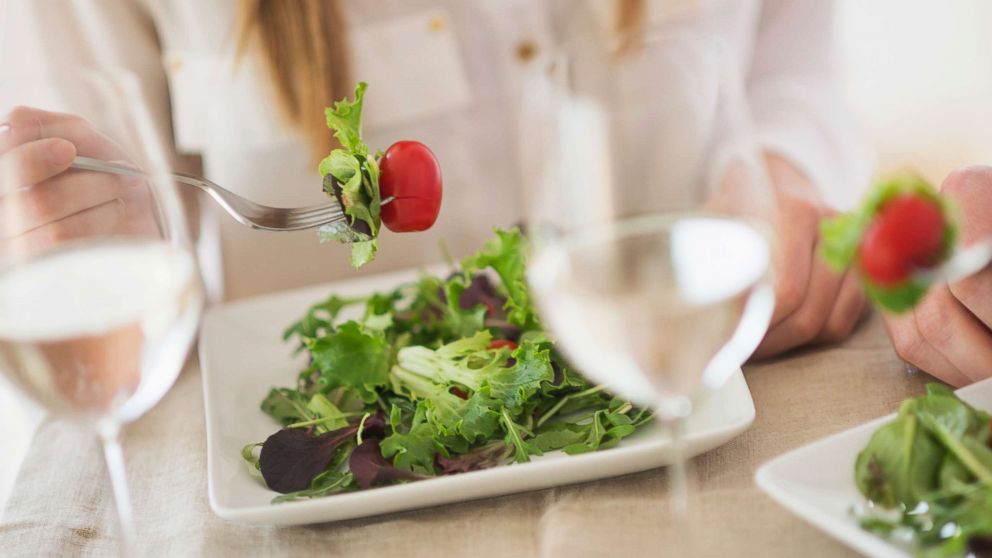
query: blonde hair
237 1 645 162
236 0 351 164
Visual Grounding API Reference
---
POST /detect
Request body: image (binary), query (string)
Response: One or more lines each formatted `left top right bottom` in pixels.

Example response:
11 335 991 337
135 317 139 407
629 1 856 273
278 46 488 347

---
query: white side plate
756 378 992 558
201 268 756 525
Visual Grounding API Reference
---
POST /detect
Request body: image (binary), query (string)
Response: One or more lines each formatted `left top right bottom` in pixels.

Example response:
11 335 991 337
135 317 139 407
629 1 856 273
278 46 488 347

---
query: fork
70 156 346 232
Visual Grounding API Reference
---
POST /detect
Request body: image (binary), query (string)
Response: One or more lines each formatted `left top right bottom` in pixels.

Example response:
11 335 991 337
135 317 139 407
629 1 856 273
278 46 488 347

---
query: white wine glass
0 69 203 556
521 12 776 522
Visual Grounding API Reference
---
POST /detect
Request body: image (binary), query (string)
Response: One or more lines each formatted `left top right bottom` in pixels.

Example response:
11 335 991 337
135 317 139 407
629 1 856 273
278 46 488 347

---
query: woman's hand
0 106 154 252
881 166 992 386
751 154 868 358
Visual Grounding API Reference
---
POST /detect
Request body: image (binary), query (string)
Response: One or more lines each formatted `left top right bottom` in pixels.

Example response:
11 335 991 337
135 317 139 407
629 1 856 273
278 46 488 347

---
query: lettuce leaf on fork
317 82 382 268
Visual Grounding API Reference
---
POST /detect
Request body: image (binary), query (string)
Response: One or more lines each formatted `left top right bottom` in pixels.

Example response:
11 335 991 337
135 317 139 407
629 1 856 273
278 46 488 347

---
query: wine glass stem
666 415 690 517
99 425 136 557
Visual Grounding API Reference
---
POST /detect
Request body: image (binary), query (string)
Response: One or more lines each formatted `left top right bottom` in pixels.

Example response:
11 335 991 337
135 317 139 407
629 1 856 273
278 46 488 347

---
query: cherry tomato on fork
858 194 946 286
378 141 442 232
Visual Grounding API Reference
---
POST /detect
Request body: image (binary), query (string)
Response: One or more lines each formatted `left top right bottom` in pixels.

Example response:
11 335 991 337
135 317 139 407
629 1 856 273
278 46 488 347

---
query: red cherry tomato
488 339 518 351
378 141 442 232
858 194 945 286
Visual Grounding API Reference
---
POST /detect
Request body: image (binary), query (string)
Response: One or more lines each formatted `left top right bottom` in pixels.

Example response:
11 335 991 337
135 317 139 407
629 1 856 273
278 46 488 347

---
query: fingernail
0 123 10 136
47 139 75 166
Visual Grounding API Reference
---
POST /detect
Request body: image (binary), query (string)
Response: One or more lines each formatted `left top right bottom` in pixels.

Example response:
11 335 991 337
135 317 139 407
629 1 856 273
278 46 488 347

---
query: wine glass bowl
529 214 772 410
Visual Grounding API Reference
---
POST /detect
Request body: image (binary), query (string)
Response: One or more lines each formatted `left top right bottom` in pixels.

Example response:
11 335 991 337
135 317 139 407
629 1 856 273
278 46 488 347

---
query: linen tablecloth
0 314 932 557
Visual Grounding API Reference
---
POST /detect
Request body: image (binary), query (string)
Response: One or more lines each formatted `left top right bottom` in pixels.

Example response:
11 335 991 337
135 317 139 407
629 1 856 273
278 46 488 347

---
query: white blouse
0 0 873 299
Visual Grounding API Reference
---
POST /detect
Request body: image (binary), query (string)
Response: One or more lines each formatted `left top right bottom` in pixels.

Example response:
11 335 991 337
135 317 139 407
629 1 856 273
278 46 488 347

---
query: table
0 314 933 557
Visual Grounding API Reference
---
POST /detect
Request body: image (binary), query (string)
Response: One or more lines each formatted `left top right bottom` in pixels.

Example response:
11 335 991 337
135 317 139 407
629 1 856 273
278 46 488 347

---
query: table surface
0 313 933 557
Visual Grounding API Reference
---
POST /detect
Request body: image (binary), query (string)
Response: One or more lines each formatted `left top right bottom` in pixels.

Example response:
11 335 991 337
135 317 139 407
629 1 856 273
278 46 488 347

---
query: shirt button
515 40 539 62
429 15 446 32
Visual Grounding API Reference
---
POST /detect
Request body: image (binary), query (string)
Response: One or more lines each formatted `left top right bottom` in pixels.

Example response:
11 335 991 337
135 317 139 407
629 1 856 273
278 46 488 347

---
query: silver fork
70 156 346 232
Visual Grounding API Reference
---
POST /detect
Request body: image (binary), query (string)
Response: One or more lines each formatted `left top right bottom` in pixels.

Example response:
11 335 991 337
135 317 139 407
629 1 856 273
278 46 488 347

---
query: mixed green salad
242 228 652 502
855 384 992 556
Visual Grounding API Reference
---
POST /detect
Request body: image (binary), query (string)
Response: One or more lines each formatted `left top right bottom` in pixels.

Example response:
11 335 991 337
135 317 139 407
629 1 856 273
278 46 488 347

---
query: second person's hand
882 166 992 386
752 153 868 358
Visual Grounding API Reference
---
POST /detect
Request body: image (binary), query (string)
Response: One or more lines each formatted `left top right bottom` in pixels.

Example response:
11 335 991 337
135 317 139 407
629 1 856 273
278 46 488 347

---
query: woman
0 0 872 356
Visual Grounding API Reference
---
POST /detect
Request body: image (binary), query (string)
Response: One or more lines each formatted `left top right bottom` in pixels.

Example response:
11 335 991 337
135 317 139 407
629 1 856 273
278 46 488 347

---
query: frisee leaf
318 82 381 268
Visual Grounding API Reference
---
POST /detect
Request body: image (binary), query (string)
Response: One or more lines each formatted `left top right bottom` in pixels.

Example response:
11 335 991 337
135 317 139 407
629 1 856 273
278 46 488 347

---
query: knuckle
790 310 824 343
4 106 35 125
891 330 921 364
948 277 980 307
942 166 992 195
45 221 75 244
821 317 855 344
22 187 55 221
776 279 804 315
915 311 952 350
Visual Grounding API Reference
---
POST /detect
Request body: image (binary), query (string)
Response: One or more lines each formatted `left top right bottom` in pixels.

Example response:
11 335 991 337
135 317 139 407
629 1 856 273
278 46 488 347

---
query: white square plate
201 267 757 525
756 378 992 558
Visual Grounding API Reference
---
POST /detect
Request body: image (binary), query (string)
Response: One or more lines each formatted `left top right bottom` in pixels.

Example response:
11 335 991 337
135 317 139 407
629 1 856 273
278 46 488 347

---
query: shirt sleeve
0 0 176 165
0 0 224 301
748 0 875 209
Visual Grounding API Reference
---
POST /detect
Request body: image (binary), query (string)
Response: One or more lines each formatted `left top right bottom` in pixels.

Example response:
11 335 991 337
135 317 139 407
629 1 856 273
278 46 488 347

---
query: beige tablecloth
0 314 933 557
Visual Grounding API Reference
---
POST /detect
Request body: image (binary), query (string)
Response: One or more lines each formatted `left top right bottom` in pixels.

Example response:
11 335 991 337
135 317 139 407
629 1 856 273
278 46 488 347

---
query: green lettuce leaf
307 321 390 403
324 82 368 155
317 82 382 268
486 341 556 413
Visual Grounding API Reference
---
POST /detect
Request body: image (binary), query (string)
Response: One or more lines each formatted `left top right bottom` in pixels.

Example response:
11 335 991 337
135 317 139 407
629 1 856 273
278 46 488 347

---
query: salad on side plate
854 384 992 556
242 228 653 502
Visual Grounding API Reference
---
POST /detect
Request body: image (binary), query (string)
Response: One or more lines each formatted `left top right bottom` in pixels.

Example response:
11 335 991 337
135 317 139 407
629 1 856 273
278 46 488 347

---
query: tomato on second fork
858 194 946 286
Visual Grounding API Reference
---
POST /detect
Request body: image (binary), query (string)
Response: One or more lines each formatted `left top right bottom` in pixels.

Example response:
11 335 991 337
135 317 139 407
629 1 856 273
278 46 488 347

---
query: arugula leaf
499 408 541 463
306 394 349 433
462 228 537 328
308 321 390 403
261 388 314 426
380 402 442 474
531 422 588 452
282 294 364 351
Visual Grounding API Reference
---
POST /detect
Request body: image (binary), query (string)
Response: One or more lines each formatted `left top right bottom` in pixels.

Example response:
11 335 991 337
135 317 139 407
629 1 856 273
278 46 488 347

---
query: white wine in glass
521 11 776 521
0 70 204 556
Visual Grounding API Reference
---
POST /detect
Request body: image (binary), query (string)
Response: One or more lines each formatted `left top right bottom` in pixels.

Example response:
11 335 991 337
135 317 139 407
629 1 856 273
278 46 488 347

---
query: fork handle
70 156 218 196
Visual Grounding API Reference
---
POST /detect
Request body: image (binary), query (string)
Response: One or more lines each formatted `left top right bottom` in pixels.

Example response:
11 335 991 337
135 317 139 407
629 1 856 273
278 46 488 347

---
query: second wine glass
521 18 776 519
